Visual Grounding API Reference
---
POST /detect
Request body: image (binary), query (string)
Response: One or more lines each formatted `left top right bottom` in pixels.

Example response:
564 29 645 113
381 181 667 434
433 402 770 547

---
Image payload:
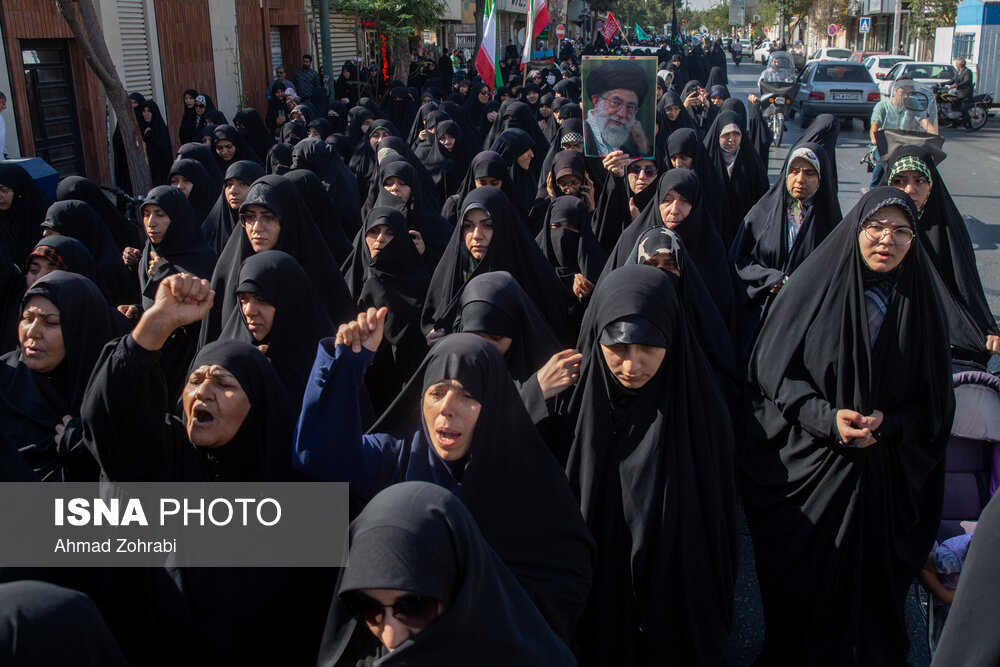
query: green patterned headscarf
888 154 932 188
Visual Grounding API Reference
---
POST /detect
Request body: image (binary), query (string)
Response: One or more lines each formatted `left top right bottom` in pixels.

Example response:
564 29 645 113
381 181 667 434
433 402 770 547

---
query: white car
754 40 772 64
861 54 913 81
877 61 957 98
807 47 853 63
739 39 751 53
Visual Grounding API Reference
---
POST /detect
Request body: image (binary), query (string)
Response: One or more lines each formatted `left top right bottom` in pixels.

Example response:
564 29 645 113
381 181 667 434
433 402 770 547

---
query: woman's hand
601 150 628 178
537 349 583 400
117 304 140 321
748 93 759 104
132 274 215 351
147 251 167 278
684 89 700 109
987 335 1000 355
546 172 558 200
425 328 446 347
580 173 596 211
54 415 72 444
628 196 641 221
122 247 141 267
836 409 871 447
572 273 594 299
409 230 425 255
418 129 429 141
336 306 388 354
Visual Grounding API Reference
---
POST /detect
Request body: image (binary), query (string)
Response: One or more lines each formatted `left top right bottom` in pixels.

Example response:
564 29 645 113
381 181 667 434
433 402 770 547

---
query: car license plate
775 96 786 104
832 91 860 101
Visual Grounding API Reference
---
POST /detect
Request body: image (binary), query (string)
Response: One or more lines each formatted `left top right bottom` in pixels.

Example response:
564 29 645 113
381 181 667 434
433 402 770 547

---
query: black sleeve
81 335 173 481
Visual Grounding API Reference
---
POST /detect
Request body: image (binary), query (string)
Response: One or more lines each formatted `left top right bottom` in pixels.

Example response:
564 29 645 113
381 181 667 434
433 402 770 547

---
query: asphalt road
720 57 1000 666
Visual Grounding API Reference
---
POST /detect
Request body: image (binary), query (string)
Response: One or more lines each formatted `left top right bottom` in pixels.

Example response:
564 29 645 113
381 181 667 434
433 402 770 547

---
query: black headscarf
265 142 294 175
553 77 581 103
318 482 578 666
179 89 200 145
706 65 727 89
792 113 841 187
654 91 695 164
55 176 140 252
882 145 1000 363
422 187 567 341
665 127 726 236
283 168 353 265
0 163 50 268
325 133 353 162
167 158 218 220
591 156 661 256
280 119 307 145
414 119 467 202
211 124 263 173
457 271 562 387
346 105 376 148
349 118 401 202
477 99 500 139
382 85 418 136
307 118 333 140
41 200 138 306
200 160 266 256
407 101 439 147
176 142 225 194
743 187 954 665
490 128 538 224
731 142 841 356
703 109 769 247
680 80 718 139
327 101 350 134
137 186 217 307
203 175 353 344
234 108 276 164
536 194 607 291
0 581 129 665
603 168 735 333
290 136 363 244
559 264 737 665
361 334 595 642
624 226 739 402
499 101 549 171
366 135 442 214
139 100 173 186
368 159 452 271
442 150 520 226
219 250 333 404
0 271 123 480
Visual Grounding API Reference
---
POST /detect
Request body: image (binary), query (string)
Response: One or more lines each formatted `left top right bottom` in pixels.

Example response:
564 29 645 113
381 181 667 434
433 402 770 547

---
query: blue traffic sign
859 17 870 33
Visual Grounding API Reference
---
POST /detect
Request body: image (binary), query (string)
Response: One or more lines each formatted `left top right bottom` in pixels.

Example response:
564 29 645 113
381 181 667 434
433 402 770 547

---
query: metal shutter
117 0 153 97
330 12 359 67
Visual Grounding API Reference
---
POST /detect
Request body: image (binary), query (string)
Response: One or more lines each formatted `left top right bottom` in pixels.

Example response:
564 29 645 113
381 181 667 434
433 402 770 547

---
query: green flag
635 23 648 40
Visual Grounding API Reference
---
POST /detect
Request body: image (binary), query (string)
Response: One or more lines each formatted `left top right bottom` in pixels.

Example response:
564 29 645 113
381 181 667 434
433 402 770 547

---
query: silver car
791 61 881 126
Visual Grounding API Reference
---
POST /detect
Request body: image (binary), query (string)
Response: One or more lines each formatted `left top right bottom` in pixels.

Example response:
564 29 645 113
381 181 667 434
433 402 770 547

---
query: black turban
586 60 649 104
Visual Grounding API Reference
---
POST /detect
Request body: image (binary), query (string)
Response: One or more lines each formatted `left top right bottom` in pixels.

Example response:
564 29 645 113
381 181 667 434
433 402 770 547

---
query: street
721 58 1000 666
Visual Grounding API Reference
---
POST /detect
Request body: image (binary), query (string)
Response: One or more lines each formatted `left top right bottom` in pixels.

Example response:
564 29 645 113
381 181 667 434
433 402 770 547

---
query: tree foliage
906 0 958 40
334 0 447 47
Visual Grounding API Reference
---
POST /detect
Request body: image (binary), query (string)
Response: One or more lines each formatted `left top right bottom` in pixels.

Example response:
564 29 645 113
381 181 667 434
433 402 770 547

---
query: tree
906 0 958 40
54 0 150 196
336 0 448 85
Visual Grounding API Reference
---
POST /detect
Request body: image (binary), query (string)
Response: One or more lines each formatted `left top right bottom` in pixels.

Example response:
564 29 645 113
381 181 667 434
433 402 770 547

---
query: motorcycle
933 83 992 131
758 81 799 148
731 49 742 66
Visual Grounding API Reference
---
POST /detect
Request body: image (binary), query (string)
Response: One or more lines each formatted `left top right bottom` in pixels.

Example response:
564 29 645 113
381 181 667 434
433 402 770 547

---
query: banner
635 23 649 40
602 11 621 43
476 0 502 91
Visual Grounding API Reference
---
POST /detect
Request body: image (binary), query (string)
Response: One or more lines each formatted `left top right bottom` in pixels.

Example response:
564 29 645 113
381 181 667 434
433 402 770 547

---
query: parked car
791 61 881 126
739 38 751 53
754 40 773 64
849 51 887 63
862 54 914 81
877 61 957 98
807 47 853 63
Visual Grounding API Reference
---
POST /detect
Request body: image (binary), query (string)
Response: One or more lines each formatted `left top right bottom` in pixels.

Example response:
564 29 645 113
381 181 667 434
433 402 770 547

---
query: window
904 64 956 79
828 48 852 59
814 64 873 82
953 33 974 60
885 64 901 80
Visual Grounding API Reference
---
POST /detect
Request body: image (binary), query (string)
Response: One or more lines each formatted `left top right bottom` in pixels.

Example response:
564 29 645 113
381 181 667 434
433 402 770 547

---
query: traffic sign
828 23 838 36
859 17 870 33
555 24 565 39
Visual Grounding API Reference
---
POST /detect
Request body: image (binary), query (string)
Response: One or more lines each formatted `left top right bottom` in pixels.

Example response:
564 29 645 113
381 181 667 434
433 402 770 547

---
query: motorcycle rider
731 38 743 65
748 53 794 104
944 57 974 129
868 77 938 186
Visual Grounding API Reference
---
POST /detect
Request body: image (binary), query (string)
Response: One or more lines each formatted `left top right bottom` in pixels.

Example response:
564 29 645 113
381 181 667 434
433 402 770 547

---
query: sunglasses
627 164 658 177
194 103 206 108
347 593 442 629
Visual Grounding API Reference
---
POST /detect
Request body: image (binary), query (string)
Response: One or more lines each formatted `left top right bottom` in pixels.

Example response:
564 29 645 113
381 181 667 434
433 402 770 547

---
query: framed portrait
581 56 656 159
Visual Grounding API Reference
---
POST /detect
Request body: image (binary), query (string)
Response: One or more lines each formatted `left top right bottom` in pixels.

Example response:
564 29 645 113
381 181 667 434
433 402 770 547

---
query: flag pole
523 0 533 87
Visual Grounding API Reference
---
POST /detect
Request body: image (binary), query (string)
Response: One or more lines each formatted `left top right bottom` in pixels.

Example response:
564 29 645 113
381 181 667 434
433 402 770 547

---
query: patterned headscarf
888 154 932 188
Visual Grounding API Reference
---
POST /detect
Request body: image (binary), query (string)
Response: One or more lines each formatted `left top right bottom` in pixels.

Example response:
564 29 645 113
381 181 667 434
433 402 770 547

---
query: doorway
21 40 85 177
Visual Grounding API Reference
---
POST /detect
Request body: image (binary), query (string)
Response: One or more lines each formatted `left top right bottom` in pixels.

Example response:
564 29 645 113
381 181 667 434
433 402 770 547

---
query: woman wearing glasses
200 174 353 345
319 482 577 664
592 150 661 254
742 188 954 666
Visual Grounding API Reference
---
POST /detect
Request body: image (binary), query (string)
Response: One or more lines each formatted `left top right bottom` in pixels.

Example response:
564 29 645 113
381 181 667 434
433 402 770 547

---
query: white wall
0 16 20 157
935 26 954 62
208 0 242 119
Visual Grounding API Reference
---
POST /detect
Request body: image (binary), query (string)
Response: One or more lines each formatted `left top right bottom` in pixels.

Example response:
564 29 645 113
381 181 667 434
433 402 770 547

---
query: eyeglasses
861 221 915 246
0 186 13 196
347 593 442 629
600 95 639 115
194 103 206 109
239 212 280 230
627 164 658 177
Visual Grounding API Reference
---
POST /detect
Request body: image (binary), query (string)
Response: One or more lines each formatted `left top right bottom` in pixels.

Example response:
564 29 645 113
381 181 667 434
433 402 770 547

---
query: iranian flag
521 0 549 67
476 0 502 92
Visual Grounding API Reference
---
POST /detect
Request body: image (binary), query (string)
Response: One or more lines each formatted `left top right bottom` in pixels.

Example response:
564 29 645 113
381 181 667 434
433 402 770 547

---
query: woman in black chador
558 264 737 665
742 188 955 666
317 482 577 666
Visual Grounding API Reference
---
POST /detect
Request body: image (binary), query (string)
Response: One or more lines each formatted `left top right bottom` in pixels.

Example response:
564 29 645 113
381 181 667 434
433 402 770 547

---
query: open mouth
192 405 214 425
435 428 461 447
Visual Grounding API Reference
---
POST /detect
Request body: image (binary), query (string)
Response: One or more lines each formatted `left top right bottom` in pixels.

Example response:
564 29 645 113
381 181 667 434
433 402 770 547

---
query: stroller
912 362 1000 655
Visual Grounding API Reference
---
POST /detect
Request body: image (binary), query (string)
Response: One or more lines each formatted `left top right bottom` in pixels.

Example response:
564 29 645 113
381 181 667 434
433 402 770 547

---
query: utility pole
319 0 333 87
891 0 902 53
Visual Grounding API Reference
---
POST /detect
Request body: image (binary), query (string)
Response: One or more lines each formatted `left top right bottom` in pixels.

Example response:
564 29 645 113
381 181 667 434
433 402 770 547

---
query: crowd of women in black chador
1 44 997 667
